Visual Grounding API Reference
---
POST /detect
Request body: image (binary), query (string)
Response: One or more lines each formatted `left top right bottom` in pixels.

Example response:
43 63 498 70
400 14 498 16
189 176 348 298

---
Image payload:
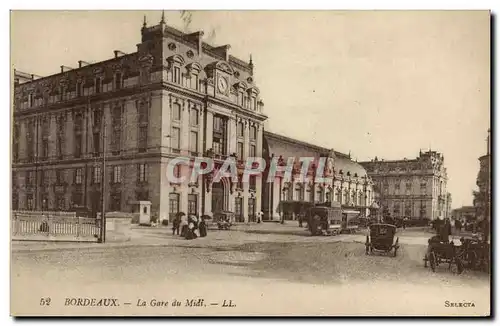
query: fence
11 211 101 242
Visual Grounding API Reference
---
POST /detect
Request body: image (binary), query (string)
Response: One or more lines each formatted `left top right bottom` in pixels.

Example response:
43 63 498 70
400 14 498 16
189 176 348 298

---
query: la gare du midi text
64 297 236 308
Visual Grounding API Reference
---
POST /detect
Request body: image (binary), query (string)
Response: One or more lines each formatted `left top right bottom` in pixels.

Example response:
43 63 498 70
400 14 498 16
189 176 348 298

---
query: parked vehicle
307 204 342 236
341 210 360 234
365 224 400 257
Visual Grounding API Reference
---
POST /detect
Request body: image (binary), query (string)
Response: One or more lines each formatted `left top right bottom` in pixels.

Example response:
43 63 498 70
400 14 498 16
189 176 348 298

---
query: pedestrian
402 217 408 230
179 213 188 237
257 211 263 224
172 215 180 235
199 216 207 238
439 218 452 243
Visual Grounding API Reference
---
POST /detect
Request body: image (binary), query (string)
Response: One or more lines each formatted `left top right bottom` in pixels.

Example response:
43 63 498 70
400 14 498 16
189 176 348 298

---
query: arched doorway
211 177 230 213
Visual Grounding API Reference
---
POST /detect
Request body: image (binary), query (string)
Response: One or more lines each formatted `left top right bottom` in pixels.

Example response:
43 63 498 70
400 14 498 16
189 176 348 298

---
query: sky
10 10 490 208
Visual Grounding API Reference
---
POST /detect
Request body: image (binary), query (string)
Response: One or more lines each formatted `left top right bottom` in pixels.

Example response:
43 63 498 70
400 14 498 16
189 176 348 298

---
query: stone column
256 123 263 158
204 188 212 217
182 100 189 155
158 159 170 224
243 181 249 223
227 117 236 156
205 110 213 152
243 121 249 159
271 180 281 220
256 175 262 218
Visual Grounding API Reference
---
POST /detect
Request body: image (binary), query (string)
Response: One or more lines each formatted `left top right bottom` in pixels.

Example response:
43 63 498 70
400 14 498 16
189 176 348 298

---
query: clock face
217 76 228 93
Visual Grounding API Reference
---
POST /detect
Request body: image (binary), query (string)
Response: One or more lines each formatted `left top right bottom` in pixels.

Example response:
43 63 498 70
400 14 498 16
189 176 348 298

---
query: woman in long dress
199 217 207 237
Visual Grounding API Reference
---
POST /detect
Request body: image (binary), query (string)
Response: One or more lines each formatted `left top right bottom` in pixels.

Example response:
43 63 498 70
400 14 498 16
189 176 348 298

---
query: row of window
12 188 142 212
17 164 148 187
19 73 129 110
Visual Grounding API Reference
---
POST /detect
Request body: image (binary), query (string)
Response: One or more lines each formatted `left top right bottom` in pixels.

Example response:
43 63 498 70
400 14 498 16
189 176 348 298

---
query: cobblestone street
11 224 490 316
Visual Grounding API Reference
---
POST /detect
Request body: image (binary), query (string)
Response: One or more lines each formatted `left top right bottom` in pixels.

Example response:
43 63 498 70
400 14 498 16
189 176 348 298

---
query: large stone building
473 129 491 221
12 14 267 223
261 131 376 221
360 150 451 221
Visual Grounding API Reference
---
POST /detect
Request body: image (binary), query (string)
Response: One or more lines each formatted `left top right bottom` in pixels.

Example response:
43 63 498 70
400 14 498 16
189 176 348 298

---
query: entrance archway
211 177 231 213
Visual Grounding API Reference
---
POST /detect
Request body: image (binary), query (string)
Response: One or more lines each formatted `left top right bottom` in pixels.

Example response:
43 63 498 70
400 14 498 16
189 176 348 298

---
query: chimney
78 60 91 68
114 50 127 58
60 65 74 73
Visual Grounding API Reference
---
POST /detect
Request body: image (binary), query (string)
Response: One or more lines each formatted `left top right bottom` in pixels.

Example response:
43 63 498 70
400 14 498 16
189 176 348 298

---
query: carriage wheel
466 251 478 269
429 252 437 272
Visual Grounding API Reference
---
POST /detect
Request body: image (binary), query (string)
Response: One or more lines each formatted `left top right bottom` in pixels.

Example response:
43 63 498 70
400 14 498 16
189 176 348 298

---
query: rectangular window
189 109 199 126
169 193 180 221
75 168 83 184
112 129 121 154
172 103 181 121
237 142 244 160
138 126 148 152
237 122 244 137
93 166 101 184
193 75 199 90
113 166 122 184
110 192 121 211
74 134 82 158
93 132 101 155
250 126 257 140
249 144 256 157
171 127 180 150
115 73 122 90
72 191 83 207
174 67 181 84
188 194 198 216
189 131 198 154
95 78 101 94
41 139 49 159
213 138 223 155
138 164 147 183
26 194 34 210
138 100 149 124
56 170 64 184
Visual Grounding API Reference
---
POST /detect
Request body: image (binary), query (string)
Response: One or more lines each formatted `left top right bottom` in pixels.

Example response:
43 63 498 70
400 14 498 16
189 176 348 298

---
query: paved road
11 226 490 316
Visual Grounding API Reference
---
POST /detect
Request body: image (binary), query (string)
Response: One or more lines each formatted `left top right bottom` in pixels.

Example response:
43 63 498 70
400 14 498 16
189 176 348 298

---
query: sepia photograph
9 9 491 317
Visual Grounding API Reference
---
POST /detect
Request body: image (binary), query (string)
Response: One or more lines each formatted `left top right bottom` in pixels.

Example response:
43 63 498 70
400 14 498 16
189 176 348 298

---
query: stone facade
473 129 491 221
12 15 267 223
261 131 375 221
360 150 451 221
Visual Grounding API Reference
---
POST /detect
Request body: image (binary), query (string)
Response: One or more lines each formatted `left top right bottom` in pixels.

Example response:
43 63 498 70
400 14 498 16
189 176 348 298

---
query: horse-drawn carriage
214 211 234 230
424 235 490 274
424 236 464 274
365 224 400 257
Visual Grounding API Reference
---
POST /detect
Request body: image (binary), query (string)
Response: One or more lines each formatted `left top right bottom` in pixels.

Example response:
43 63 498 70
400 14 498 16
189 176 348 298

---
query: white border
2 1 497 325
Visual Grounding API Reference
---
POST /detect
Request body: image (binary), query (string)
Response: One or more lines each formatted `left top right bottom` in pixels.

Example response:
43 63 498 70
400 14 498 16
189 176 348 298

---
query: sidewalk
11 222 433 253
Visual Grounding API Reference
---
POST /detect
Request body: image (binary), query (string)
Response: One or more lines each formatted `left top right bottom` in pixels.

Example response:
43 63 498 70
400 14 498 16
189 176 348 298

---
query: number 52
40 298 51 306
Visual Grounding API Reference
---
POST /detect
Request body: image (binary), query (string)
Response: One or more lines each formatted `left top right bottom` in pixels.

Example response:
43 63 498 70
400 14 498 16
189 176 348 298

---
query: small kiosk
130 201 152 226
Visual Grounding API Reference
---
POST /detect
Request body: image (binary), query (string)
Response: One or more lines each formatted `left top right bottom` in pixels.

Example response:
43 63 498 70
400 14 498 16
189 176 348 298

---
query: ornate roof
263 131 368 178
